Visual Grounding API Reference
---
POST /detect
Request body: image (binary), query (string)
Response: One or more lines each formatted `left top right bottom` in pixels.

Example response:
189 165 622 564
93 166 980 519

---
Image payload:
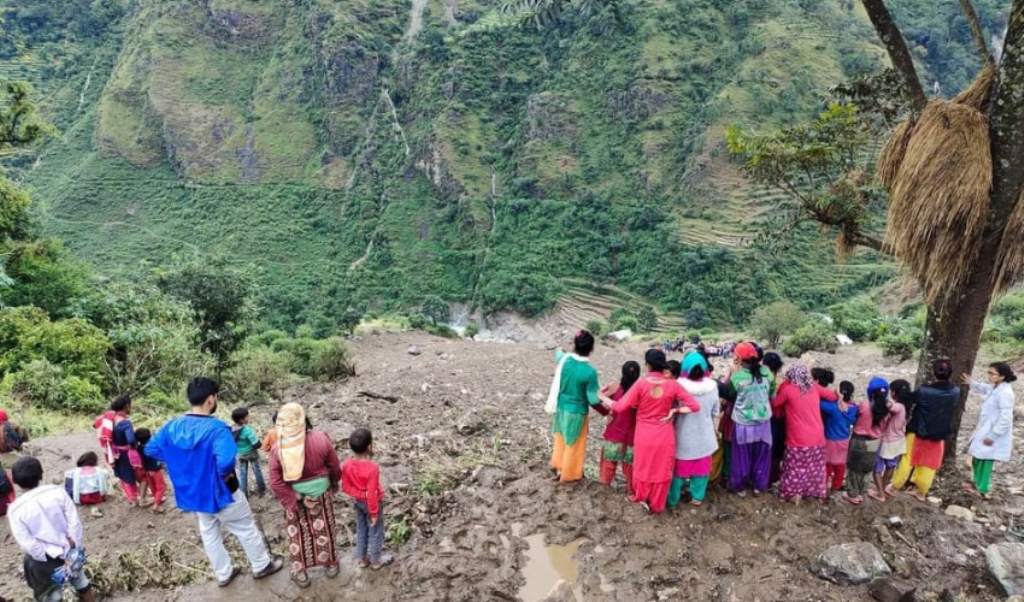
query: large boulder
810 542 892 586
987 543 1024 596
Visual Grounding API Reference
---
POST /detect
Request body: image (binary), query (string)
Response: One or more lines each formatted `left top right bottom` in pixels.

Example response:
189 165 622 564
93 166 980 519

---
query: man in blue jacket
147 377 283 587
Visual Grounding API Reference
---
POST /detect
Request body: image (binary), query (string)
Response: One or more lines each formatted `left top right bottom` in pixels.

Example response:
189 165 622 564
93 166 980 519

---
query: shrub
828 297 883 342
609 307 635 328
248 329 288 348
407 313 428 330
426 324 458 338
0 306 109 386
421 296 450 326
464 323 481 338
585 319 608 337
781 318 837 357
271 337 319 377
339 311 362 334
5 359 105 413
614 315 640 333
636 307 659 333
685 303 710 329
310 337 356 381
748 301 804 348
880 333 917 362
222 347 294 403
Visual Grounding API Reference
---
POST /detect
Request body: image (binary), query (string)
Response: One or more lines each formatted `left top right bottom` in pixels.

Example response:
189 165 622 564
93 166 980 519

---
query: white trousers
196 490 271 581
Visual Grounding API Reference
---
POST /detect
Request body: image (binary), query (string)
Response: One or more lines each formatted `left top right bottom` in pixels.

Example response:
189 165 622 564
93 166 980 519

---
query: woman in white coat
960 362 1017 498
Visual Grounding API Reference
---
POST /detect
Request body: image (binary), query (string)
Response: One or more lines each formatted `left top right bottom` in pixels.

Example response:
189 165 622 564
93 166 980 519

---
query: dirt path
2 334 1022 601
404 0 429 41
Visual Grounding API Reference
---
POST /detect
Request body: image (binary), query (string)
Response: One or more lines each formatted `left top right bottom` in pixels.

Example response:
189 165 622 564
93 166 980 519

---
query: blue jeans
354 500 385 563
237 456 265 498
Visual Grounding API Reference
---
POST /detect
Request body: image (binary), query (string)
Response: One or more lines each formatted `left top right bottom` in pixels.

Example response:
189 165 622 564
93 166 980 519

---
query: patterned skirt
285 490 339 573
778 445 827 500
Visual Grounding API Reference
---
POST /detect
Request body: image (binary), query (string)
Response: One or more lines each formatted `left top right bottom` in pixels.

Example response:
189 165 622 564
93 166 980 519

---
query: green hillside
1 0 1010 331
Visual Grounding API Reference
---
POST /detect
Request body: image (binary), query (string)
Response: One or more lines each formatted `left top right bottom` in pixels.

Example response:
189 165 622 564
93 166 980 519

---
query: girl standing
669 351 720 507
842 377 889 505
871 379 910 501
549 331 610 483
727 342 775 496
598 361 642 495
771 364 827 503
110 396 141 505
821 381 858 494
613 349 699 514
961 363 1017 499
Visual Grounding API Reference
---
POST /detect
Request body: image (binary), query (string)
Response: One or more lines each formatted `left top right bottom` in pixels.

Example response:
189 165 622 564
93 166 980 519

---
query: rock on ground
541 579 577 602
810 542 892 586
944 505 975 521
986 543 1024 596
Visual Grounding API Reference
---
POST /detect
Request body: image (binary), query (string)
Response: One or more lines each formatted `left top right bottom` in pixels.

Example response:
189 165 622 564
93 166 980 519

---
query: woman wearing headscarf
613 349 699 514
268 403 343 588
771 364 827 502
668 351 719 508
727 342 776 496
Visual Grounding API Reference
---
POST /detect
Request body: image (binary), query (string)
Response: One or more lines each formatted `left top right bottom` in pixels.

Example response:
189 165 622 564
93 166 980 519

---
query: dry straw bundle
995 186 1024 292
877 68 996 304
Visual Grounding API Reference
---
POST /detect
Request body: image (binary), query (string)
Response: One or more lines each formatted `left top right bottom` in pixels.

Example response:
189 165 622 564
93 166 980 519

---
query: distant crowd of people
2 377 393 602
549 330 1017 513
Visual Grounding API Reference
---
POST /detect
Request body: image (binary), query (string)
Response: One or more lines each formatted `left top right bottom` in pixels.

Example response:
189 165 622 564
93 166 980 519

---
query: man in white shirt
7 457 94 602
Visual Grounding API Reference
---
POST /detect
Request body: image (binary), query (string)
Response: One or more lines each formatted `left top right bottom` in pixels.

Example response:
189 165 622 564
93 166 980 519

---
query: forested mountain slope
0 0 1009 331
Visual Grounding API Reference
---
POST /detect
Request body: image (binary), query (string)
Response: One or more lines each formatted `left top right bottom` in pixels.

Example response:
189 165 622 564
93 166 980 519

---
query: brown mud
2 332 1022 601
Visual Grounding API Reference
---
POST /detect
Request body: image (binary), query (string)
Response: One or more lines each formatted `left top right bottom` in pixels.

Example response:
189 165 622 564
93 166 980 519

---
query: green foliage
464 322 481 338
421 296 450 326
685 303 710 329
584 319 607 337
828 297 884 342
69 281 212 396
0 305 109 384
222 346 293 404
0 80 56 150
1 239 87 316
407 313 429 330
636 307 658 333
613 314 639 333
310 337 357 381
155 257 257 369
3 358 105 413
781 317 837 357
748 301 804 349
339 311 363 335
386 514 413 545
879 332 917 362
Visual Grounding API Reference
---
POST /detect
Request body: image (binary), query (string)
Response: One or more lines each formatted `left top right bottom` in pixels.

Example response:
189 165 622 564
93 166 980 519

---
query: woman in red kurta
613 349 700 514
771 363 827 502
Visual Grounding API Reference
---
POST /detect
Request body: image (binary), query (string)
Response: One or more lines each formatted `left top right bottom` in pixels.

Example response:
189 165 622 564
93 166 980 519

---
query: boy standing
8 456 94 602
231 407 266 499
341 428 393 569
136 428 168 513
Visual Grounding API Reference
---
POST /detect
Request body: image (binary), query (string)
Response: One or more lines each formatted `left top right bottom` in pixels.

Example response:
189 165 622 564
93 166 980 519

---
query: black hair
111 394 131 413
136 428 152 445
306 417 314 431
763 352 784 376
573 330 595 357
932 358 953 381
187 377 219 406
271 411 278 424
349 428 373 454
990 362 1018 383
811 367 835 387
77 452 99 468
753 343 765 361
231 407 250 425
620 361 641 393
687 364 706 380
645 349 668 373
667 360 682 379
12 456 43 490
700 350 714 374
838 381 855 403
890 379 913 406
743 357 764 383
870 387 889 427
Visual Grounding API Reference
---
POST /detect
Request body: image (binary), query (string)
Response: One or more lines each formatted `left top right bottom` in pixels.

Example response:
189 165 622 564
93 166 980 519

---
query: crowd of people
549 330 1018 514
2 377 393 602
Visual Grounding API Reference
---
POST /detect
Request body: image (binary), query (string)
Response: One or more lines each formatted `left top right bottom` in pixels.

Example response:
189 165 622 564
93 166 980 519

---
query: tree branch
959 0 995 67
860 0 928 114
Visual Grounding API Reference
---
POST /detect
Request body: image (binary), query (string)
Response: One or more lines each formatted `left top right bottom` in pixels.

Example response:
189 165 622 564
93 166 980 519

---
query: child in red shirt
341 428 393 569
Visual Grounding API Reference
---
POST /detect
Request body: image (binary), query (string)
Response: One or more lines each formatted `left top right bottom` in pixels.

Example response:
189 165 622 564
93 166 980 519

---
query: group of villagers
4 377 392 602
549 330 1017 514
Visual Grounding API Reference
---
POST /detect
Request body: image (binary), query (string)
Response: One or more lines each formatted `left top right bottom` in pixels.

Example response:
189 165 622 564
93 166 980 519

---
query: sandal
689 500 703 507
841 492 862 506
291 572 311 588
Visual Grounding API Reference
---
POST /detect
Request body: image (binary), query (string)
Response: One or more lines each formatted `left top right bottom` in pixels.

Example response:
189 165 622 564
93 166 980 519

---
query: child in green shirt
232 407 266 498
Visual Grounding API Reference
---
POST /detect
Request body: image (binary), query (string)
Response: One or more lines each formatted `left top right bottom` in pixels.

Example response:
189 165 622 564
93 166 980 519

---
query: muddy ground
2 332 1023 602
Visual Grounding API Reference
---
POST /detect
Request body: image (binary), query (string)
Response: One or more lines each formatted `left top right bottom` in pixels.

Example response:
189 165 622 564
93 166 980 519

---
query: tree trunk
860 0 928 113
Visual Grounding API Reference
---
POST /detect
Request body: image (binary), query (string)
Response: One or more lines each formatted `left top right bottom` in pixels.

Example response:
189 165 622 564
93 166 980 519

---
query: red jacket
342 458 384 518
771 382 826 447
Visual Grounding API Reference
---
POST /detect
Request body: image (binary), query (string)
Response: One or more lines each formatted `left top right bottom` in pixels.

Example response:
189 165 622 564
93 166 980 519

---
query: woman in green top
550 330 613 482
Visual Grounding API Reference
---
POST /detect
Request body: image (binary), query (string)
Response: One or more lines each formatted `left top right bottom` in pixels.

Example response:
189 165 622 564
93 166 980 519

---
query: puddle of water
519 533 584 602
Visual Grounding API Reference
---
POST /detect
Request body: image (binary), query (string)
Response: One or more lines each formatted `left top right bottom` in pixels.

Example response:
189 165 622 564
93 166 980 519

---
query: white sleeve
64 491 83 548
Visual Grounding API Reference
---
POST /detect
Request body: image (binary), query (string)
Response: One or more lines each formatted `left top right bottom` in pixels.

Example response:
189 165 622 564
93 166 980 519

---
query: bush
426 324 458 338
585 319 608 337
407 313 429 330
880 333 917 362
781 318 837 357
5 359 105 413
685 303 710 329
271 337 319 377
464 323 480 338
222 347 294 403
248 329 289 348
614 315 640 333
748 301 804 348
0 306 109 386
310 337 356 381
609 308 635 330
636 307 659 333
421 296 450 326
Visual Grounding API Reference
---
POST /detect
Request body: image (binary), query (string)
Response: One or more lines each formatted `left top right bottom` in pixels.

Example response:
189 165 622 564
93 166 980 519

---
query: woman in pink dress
613 349 700 514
